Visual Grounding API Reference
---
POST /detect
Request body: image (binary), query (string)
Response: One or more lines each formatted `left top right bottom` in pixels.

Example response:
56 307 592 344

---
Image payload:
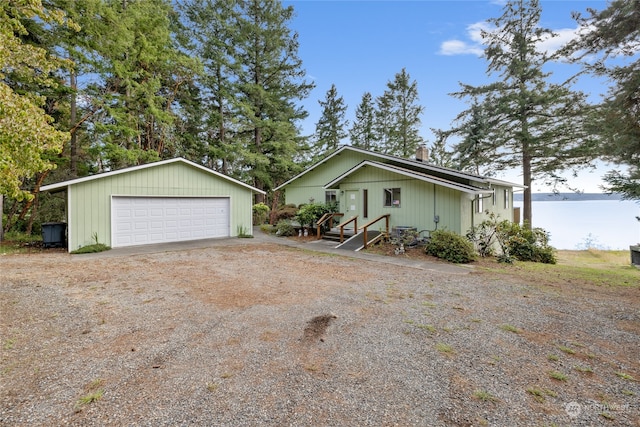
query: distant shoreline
513 193 625 202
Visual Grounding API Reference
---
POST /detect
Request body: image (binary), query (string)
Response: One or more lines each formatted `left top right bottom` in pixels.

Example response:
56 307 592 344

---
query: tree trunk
70 70 78 177
0 194 4 241
522 140 532 228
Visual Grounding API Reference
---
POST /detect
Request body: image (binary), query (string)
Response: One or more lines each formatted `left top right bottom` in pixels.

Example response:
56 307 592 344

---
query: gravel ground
1 236 638 426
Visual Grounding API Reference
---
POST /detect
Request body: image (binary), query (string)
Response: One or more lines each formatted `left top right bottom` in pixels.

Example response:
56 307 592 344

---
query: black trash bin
41 222 67 248
631 245 640 267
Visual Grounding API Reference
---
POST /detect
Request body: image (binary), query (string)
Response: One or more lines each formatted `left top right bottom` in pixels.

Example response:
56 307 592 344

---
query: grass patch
558 345 576 355
475 249 639 288
75 390 103 409
548 370 568 381
499 324 522 334
0 232 43 254
416 324 437 333
615 371 635 381
574 365 594 374
435 342 454 355
473 389 498 402
71 243 111 254
526 387 557 403
547 354 559 361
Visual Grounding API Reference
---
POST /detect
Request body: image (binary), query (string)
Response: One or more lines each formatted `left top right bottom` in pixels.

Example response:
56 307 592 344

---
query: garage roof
40 157 266 195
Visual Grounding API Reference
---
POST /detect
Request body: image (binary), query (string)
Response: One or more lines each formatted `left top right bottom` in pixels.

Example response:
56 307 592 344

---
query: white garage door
111 196 230 247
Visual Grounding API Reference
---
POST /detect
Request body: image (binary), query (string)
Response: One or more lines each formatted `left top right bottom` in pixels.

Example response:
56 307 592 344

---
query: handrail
316 212 344 239
359 214 390 249
337 215 358 243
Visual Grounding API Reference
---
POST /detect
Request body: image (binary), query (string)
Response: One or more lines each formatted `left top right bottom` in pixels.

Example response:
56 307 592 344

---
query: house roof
40 157 266 195
274 145 525 191
324 160 495 195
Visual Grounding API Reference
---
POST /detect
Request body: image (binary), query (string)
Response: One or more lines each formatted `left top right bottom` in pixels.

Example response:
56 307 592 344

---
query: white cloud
438 21 489 56
539 27 580 56
439 20 584 59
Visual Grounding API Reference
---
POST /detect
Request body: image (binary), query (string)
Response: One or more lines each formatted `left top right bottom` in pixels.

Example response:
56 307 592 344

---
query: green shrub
70 244 111 254
252 203 270 225
272 204 298 223
466 211 501 257
275 220 295 237
467 215 557 264
295 202 338 229
425 229 477 263
496 221 556 264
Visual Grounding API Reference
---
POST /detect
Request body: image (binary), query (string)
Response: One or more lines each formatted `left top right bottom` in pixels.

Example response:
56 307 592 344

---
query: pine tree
428 129 455 168
450 102 493 175
312 84 348 157
380 68 424 157
374 92 394 155
86 0 195 170
349 92 377 151
562 0 640 200
232 0 314 199
179 0 239 174
451 0 595 226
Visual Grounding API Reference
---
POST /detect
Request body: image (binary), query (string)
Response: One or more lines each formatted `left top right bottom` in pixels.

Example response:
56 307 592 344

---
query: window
492 191 496 206
504 189 510 209
325 190 337 204
363 189 369 218
475 195 483 213
384 188 401 208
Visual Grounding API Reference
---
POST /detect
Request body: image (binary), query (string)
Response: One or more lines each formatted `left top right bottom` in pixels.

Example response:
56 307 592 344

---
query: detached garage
40 158 265 252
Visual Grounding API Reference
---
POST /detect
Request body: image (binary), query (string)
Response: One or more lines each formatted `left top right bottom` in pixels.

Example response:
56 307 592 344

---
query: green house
275 146 522 238
40 158 265 252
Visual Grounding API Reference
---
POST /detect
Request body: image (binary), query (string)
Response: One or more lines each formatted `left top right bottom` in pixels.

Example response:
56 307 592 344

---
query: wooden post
0 194 3 242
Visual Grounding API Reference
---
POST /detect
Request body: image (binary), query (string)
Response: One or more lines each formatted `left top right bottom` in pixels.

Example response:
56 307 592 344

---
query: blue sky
283 0 612 192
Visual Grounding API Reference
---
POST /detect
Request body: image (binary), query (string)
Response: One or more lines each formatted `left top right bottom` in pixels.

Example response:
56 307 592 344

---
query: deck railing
316 212 344 239
336 216 358 243
359 214 390 249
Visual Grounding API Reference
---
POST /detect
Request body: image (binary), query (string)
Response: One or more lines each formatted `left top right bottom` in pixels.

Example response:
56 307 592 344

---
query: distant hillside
513 193 624 202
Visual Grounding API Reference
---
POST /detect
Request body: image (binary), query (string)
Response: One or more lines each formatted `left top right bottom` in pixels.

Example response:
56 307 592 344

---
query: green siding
284 151 380 206
337 167 463 234
67 162 254 250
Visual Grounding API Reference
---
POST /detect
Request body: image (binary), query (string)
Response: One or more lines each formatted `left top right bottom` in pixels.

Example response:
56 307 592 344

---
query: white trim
274 145 524 191
40 157 265 195
324 160 492 195
67 187 73 252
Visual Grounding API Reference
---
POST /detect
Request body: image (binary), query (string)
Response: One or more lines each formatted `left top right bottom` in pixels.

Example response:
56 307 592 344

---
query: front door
345 190 359 216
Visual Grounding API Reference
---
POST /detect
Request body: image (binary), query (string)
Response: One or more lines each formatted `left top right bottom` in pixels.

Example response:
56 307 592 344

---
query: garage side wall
67 162 253 250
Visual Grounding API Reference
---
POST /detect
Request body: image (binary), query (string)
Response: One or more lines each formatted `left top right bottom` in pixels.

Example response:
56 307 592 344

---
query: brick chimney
415 145 428 162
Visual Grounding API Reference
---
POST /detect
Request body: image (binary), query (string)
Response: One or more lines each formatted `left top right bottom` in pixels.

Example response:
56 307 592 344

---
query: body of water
513 200 640 250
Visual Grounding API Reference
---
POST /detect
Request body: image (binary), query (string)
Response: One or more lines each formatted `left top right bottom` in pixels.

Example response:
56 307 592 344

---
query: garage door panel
112 197 230 247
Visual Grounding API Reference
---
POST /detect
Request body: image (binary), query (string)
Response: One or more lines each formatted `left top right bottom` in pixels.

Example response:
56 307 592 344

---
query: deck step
322 228 356 242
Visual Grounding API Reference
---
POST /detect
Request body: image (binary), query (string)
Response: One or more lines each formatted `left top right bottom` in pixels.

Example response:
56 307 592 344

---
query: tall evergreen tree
373 91 394 155
312 84 348 157
349 92 377 151
428 129 455 168
562 0 640 200
179 0 239 173
450 102 493 175
232 0 314 199
85 0 195 170
380 68 424 157
451 0 595 226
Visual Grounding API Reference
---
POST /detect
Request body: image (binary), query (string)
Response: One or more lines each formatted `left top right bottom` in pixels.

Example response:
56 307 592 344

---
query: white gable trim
40 157 265 195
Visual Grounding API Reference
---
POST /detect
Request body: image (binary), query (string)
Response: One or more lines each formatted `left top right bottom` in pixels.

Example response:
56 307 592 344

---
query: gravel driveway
1 236 638 426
